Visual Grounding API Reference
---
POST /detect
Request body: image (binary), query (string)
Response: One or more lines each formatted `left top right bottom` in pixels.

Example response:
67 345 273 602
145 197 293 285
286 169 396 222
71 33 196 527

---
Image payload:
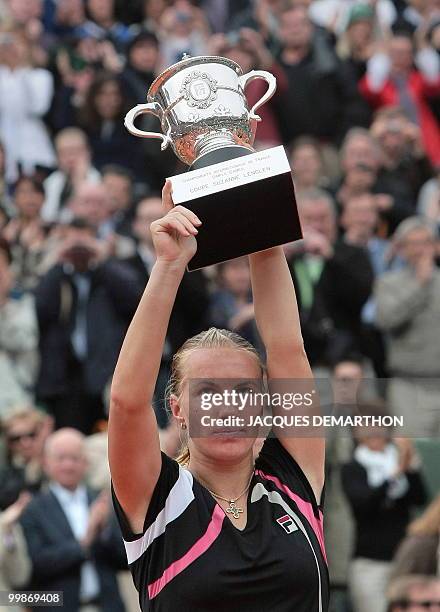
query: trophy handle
238 70 277 122
124 103 171 151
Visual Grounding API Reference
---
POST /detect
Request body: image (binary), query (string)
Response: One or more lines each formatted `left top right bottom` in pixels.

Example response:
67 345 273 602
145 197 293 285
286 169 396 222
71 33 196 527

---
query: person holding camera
333 126 416 234
371 107 433 220
35 217 142 434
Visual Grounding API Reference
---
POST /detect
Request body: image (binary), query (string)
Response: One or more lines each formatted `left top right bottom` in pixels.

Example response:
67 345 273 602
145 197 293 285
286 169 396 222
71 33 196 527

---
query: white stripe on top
124 467 194 564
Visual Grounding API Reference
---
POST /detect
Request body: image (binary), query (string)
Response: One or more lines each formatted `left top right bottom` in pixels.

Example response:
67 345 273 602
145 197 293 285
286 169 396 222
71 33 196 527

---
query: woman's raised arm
249 247 325 504
108 182 201 533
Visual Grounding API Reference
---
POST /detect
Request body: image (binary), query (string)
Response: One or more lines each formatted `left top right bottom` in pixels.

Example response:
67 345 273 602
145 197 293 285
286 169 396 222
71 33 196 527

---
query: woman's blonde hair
407 494 440 537
2 406 46 434
165 327 264 466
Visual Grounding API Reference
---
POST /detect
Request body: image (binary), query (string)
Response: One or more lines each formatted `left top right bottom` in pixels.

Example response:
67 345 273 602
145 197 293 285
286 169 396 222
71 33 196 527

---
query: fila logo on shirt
276 514 298 534
251 483 300 535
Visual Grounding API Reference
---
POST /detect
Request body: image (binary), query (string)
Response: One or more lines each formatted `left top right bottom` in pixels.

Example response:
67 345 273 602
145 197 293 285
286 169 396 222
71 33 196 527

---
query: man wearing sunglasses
388 575 440 611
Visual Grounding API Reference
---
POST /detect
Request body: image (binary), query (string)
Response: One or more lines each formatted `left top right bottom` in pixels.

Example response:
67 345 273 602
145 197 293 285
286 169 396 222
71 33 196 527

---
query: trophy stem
192 133 254 170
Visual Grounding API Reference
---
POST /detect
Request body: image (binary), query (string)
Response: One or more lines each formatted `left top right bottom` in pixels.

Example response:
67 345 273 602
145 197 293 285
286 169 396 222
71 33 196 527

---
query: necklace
202 471 255 519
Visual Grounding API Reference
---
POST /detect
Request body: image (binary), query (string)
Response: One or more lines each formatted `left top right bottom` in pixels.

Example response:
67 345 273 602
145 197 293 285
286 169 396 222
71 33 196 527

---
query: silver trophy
124 54 276 169
124 54 301 271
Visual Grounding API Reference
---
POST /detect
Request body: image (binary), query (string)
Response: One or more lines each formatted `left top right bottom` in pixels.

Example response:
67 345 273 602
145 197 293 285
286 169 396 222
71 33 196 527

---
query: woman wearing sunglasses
0 408 52 510
388 575 440 611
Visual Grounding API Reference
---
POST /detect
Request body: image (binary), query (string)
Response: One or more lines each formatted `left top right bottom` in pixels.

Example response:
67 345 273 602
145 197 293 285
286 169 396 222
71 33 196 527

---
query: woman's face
175 348 262 465
220 258 250 297
347 20 373 48
400 228 435 267
77 37 101 62
0 31 30 68
14 180 44 219
390 36 414 75
7 418 40 462
355 426 389 451
56 0 85 27
342 135 378 173
432 25 440 51
225 48 254 74
87 0 114 23
291 144 321 186
9 0 42 22
94 80 122 120
130 41 159 72
143 0 167 21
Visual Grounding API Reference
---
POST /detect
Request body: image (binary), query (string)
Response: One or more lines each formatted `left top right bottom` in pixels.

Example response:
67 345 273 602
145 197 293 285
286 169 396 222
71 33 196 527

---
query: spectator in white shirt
0 27 55 185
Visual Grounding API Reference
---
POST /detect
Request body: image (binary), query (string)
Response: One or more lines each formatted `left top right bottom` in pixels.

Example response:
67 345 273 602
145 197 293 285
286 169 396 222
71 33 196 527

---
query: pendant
226 500 243 519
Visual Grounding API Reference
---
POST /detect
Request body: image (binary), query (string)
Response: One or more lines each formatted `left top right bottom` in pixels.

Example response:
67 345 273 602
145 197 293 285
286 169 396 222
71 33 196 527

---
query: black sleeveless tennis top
112 436 329 611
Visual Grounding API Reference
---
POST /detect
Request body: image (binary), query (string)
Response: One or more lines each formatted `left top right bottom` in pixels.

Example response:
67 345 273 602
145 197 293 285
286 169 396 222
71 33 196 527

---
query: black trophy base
172 146 302 271
190 146 253 170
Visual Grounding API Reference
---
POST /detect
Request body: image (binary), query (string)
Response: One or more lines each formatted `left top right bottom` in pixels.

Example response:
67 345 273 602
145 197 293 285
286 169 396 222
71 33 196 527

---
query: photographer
333 127 415 234
35 217 142 434
371 107 434 218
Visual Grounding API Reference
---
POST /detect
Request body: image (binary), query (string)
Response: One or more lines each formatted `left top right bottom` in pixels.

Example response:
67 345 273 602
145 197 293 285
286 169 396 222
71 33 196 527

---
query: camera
65 243 95 269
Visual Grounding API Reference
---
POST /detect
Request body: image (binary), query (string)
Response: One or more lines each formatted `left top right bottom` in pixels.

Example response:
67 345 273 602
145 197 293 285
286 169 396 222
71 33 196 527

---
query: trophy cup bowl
124 55 277 169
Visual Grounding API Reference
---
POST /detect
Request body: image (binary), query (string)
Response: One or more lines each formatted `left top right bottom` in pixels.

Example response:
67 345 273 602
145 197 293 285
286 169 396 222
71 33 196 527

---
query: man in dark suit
20 428 127 612
35 218 143 433
288 188 374 367
125 196 210 427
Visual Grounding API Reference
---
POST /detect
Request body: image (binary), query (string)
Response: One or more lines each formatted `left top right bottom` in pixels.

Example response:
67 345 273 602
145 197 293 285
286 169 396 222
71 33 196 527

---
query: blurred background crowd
0 0 440 610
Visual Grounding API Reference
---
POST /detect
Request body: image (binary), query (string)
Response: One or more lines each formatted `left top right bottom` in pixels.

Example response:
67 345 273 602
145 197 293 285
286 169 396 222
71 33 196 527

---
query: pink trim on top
255 469 327 563
148 504 225 600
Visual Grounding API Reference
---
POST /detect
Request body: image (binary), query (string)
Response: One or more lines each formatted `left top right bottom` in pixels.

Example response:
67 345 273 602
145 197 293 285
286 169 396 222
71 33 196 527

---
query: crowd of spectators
0 0 440 611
